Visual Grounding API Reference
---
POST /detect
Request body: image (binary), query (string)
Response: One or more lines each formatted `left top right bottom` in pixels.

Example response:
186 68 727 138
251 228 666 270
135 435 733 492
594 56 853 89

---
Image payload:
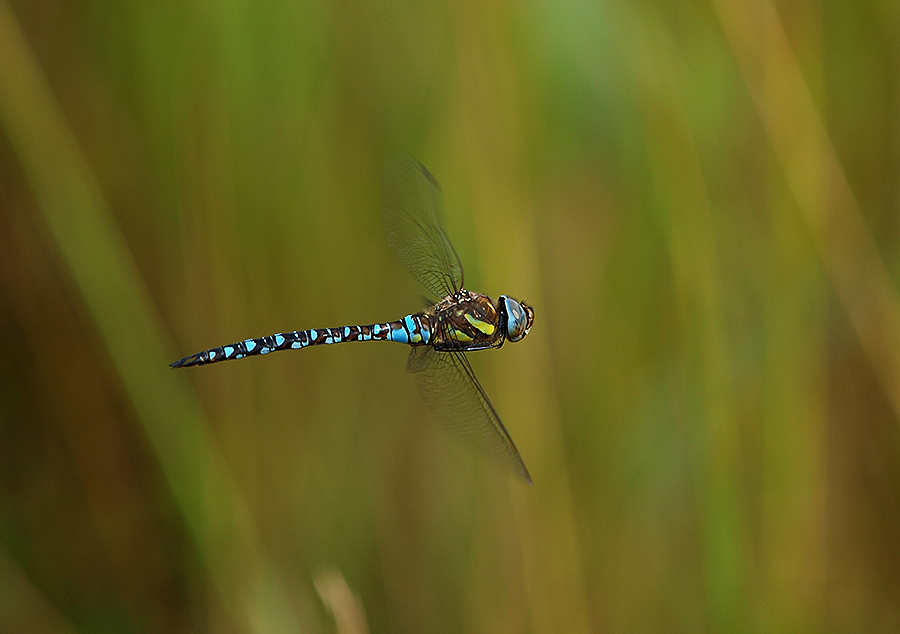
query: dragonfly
171 159 534 482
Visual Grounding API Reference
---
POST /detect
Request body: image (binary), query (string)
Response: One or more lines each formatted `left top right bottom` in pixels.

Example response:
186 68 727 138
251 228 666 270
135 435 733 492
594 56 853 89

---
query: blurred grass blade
712 0 900 422
0 2 299 631
0 546 78 634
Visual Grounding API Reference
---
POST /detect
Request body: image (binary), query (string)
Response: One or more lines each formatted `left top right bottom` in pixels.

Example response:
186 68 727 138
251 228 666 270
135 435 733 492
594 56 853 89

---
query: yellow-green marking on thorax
465 313 496 336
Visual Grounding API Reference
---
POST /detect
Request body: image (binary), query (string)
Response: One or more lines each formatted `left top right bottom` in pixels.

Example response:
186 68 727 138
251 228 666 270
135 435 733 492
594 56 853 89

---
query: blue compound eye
501 296 533 342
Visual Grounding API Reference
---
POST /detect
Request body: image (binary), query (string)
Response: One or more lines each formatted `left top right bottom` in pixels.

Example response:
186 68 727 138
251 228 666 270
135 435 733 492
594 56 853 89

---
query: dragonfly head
500 295 534 343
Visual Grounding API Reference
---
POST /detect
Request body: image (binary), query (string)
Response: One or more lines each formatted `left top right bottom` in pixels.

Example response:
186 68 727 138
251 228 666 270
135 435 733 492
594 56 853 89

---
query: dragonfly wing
384 158 464 299
407 346 531 483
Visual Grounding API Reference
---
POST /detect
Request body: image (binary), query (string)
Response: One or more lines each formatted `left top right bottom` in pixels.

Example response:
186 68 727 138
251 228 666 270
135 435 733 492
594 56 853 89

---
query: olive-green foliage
1 0 898 631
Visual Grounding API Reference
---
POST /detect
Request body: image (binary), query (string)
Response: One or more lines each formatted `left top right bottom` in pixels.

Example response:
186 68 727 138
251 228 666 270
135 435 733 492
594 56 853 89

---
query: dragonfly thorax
425 290 533 351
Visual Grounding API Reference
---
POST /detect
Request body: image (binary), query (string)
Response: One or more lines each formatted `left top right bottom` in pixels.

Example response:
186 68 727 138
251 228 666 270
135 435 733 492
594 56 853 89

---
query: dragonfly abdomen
170 314 432 368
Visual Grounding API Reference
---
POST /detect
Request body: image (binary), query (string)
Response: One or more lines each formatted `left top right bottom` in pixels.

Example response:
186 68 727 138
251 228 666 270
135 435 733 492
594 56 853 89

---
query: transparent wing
384 158 464 298
407 346 531 483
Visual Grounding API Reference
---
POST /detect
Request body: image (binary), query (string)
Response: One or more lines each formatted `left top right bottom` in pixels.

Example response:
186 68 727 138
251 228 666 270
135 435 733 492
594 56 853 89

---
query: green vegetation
1 0 898 631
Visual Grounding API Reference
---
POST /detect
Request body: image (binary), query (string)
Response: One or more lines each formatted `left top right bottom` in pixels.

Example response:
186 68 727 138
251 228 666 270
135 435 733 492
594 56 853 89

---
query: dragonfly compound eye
501 296 533 342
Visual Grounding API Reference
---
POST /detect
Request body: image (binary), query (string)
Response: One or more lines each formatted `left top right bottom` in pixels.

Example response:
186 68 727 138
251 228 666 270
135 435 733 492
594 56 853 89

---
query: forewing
384 158 464 298
406 346 531 483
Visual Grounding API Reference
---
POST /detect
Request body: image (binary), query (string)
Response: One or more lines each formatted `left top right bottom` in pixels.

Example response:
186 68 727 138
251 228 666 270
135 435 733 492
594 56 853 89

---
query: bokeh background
1 0 899 631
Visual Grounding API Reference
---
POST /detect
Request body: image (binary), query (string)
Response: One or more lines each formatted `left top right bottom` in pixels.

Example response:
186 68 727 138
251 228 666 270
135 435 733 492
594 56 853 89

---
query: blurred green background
1 0 899 631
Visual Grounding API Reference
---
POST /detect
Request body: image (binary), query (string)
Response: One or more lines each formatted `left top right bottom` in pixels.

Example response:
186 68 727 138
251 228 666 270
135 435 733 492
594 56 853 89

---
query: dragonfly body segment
170 315 432 367
171 291 532 365
172 159 534 482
